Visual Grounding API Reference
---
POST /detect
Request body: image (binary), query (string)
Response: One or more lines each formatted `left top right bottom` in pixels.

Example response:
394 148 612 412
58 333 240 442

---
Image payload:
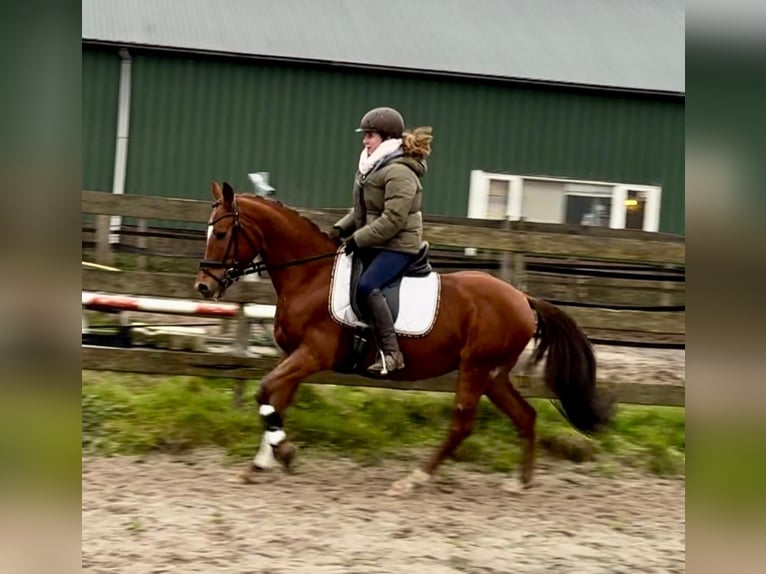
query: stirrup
368 349 404 375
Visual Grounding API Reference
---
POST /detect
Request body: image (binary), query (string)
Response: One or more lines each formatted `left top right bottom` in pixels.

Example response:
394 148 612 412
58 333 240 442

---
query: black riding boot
366 289 405 373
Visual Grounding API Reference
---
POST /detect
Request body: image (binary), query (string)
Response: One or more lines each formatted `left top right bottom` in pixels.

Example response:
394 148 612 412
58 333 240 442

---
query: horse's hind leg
485 367 537 488
387 364 489 496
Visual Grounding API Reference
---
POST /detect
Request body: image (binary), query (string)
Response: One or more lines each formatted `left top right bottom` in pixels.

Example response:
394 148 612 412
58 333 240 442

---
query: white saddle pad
329 250 441 337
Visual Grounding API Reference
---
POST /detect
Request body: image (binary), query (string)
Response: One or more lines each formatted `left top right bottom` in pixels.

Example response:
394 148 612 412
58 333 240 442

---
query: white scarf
358 138 403 175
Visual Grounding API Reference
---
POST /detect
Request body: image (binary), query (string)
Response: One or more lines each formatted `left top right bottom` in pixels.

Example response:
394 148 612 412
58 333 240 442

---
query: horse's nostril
197 283 209 294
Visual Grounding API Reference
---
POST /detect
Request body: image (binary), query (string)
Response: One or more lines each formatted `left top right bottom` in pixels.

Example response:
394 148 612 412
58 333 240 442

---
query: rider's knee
358 280 377 300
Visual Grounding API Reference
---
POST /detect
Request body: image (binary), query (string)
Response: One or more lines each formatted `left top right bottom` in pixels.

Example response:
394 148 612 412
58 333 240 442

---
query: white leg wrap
254 404 285 468
259 404 276 416
253 432 277 469
266 429 286 446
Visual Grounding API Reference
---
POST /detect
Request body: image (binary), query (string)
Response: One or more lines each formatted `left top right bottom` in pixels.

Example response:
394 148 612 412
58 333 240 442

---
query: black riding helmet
355 107 405 139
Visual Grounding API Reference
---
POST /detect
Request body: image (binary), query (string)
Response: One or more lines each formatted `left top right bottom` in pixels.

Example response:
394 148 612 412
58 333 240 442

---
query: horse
194 181 613 495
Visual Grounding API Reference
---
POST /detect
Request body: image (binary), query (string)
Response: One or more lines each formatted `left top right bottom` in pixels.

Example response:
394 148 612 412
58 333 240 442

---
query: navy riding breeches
357 249 415 300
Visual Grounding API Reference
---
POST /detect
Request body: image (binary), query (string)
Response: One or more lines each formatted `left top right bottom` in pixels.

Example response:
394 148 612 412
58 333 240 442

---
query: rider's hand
328 226 343 241
343 237 359 255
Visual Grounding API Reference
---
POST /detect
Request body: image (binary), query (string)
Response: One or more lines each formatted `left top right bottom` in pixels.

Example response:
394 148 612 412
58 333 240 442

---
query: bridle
198 196 339 291
198 197 261 292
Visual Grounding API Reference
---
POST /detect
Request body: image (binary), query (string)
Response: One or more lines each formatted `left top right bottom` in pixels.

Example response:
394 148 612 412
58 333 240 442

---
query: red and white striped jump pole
81 291 276 320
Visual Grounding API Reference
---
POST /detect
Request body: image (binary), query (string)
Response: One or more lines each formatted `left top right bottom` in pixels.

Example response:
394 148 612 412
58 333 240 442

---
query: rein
198 197 339 290
224 250 340 282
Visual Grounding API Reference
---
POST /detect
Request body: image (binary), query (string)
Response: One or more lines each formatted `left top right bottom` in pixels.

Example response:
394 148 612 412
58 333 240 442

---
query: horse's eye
215 231 227 240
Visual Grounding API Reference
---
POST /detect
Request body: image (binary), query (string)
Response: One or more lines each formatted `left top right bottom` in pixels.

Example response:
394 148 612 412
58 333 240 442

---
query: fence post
137 218 148 271
513 251 527 292
499 220 513 284
95 215 113 266
660 264 674 306
500 220 527 291
231 305 251 408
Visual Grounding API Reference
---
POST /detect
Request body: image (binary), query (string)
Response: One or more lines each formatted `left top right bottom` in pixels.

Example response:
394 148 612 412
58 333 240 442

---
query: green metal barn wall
82 47 121 193
83 48 685 234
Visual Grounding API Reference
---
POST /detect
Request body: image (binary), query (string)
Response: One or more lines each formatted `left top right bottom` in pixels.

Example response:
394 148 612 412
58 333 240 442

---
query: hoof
502 478 535 496
385 469 430 496
274 440 296 471
385 479 413 497
239 462 265 484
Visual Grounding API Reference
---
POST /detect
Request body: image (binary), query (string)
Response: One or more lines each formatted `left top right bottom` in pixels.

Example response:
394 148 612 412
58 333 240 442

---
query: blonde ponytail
401 126 433 160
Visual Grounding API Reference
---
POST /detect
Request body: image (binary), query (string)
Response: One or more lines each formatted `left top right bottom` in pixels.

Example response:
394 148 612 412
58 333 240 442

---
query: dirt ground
82 450 685 574
82 321 685 573
517 343 685 390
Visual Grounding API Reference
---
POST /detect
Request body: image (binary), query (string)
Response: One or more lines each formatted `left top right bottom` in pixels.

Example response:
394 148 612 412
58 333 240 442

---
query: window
567 195 611 227
467 170 662 232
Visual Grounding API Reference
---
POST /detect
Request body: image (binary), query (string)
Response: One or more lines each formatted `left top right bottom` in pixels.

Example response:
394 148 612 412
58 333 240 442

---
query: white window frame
468 170 662 232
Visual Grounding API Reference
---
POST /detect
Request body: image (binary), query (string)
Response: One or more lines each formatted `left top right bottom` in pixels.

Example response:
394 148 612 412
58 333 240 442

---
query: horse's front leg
245 345 321 479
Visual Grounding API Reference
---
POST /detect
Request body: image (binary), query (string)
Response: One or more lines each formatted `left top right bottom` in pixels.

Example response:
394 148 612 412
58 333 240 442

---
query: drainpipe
110 48 132 244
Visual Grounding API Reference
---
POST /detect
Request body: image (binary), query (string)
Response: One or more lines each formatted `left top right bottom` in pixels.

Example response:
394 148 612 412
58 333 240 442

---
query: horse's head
195 181 261 299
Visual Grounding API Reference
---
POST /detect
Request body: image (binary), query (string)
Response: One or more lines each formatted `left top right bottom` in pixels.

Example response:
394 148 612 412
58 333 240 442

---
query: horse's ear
211 181 222 201
222 182 235 207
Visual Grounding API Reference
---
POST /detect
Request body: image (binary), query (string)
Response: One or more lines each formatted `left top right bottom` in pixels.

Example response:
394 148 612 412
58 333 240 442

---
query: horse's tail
526 297 614 434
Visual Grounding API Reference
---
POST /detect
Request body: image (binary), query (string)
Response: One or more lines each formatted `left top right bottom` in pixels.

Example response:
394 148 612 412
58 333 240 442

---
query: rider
329 106 433 373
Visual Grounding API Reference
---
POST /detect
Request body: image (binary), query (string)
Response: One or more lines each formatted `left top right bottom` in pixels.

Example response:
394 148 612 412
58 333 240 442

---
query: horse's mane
238 194 333 242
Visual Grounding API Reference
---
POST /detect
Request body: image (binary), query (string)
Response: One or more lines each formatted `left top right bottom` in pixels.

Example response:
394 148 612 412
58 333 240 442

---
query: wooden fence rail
81 190 685 407
82 231 685 309
82 190 685 342
82 190 685 265
81 346 685 408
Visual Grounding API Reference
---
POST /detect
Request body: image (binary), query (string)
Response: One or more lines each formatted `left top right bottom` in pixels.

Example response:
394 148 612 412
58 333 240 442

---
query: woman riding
330 106 433 373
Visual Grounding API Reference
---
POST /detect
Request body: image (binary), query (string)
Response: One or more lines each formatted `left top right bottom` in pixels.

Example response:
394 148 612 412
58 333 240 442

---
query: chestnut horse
195 182 612 495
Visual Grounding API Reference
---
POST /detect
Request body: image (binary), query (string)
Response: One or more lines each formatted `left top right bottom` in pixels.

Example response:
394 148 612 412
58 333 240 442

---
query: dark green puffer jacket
334 155 426 254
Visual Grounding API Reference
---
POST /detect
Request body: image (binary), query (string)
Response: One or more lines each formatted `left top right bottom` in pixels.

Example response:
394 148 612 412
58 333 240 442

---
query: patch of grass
82 371 685 476
211 511 225 526
594 402 685 475
125 517 145 533
82 373 260 456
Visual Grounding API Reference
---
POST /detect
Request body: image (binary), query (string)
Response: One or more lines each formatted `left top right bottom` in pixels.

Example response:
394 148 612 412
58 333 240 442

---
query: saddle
348 242 433 323
334 242 435 375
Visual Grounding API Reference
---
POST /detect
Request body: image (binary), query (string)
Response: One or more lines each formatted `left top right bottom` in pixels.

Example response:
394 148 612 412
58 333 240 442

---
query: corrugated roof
82 0 685 95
